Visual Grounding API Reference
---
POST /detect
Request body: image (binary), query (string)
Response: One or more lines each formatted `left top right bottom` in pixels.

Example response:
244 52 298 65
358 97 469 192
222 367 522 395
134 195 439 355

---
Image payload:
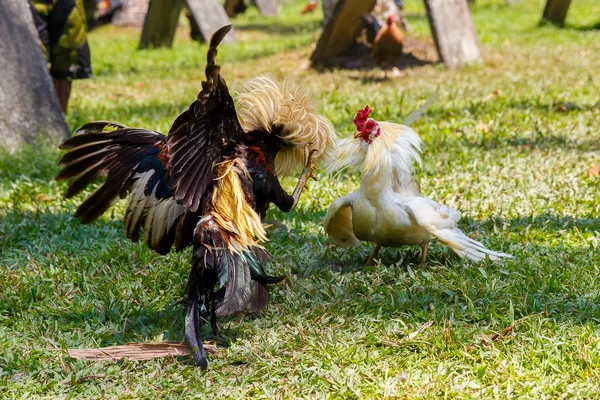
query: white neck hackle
329 121 422 195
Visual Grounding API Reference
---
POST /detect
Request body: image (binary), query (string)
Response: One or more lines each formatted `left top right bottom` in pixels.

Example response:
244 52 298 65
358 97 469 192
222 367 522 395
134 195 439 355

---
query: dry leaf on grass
588 165 600 177
65 341 217 361
407 320 434 340
556 101 575 112
476 122 492 134
466 325 515 352
465 316 534 352
383 320 434 346
482 89 502 103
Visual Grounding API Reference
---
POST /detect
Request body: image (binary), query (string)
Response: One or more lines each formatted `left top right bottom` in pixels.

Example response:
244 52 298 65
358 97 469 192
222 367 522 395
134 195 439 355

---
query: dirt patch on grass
318 35 439 71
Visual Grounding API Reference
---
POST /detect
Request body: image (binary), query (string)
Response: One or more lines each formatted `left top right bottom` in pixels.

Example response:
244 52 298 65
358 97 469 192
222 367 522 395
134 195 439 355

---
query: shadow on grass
0 143 61 182
3 203 600 369
271 208 600 326
235 19 322 35
565 20 600 31
313 37 439 74
432 99 599 121
540 19 600 31
459 132 600 152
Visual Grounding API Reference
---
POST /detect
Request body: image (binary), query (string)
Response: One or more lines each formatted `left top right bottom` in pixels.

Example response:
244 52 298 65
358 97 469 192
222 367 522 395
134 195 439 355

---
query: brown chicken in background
300 0 317 14
372 14 405 68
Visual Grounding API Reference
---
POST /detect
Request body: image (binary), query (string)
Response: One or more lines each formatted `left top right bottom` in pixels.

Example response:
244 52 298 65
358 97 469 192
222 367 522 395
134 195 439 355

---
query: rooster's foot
185 301 209 369
418 241 430 267
364 244 382 266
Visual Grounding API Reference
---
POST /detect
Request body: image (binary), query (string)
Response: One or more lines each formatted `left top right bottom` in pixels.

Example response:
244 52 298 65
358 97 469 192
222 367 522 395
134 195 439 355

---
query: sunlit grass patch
1 0 600 397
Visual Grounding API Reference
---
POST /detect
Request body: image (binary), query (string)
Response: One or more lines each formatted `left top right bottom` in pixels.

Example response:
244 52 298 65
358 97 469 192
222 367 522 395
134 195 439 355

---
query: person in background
29 0 92 113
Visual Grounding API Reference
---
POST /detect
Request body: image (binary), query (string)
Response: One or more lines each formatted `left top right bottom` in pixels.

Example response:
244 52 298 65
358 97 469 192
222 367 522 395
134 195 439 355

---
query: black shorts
30 0 92 80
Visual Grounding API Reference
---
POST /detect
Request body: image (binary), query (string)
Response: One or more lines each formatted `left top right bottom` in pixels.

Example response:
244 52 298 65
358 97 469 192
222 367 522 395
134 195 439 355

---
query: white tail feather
405 197 512 262
432 228 513 261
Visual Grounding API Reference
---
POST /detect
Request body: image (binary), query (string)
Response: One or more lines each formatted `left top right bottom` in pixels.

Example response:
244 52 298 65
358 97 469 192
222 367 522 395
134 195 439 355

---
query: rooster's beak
353 130 361 139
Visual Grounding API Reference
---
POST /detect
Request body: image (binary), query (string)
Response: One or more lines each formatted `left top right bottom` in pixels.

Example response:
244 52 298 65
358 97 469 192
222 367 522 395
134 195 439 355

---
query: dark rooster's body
56 26 336 369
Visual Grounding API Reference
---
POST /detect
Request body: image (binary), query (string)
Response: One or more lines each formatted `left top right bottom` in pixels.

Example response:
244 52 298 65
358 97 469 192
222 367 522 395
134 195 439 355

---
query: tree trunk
224 0 246 18
541 0 571 25
254 0 277 15
139 0 185 49
139 0 234 49
322 0 339 26
0 0 69 152
186 0 236 44
424 0 482 68
112 0 151 27
310 0 377 65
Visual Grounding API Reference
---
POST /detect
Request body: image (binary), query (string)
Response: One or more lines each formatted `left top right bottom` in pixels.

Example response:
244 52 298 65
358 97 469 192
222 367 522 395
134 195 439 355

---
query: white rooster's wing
323 192 361 248
403 197 512 261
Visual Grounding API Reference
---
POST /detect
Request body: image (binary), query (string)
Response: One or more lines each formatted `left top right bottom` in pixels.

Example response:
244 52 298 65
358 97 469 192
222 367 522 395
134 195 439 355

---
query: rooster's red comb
353 106 372 130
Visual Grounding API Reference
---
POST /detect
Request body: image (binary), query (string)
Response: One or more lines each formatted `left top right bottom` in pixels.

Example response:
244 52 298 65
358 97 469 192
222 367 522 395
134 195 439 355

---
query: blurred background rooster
362 13 405 69
56 25 336 369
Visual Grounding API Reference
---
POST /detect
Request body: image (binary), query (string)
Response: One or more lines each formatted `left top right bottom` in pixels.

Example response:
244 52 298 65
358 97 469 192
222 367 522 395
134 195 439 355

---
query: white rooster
324 106 512 265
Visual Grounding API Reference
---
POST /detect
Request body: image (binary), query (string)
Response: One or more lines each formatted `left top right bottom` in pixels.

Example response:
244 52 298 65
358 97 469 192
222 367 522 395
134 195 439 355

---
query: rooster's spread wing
56 122 165 224
323 192 361 248
56 121 197 255
166 25 244 213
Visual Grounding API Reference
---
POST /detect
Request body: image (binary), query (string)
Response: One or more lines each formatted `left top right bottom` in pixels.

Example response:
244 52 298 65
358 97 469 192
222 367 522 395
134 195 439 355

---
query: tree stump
224 0 246 18
424 0 481 68
310 0 377 65
139 0 185 49
254 0 277 16
0 0 69 152
113 0 151 27
541 0 572 25
322 0 338 26
186 0 236 43
140 0 234 48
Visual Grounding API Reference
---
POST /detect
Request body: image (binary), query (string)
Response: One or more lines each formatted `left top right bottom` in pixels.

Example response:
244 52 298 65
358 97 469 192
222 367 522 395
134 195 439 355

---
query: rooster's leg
290 146 319 209
210 293 218 335
365 245 382 266
418 241 430 266
185 300 208 369
185 251 210 369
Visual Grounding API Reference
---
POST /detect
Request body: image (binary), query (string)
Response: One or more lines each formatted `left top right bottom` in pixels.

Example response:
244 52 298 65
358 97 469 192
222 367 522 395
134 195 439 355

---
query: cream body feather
324 122 512 261
236 76 337 176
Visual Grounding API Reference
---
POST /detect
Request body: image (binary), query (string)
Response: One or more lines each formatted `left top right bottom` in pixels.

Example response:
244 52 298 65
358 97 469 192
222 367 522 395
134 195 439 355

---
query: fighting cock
56 25 336 369
324 106 512 266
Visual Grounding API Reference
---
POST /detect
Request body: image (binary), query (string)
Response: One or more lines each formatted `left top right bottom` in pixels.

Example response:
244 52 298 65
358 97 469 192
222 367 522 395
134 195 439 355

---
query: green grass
2 0 600 397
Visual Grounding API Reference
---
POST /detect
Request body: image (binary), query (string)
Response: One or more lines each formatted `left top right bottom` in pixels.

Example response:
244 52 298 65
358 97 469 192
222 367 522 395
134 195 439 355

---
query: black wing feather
56 127 164 222
166 25 244 213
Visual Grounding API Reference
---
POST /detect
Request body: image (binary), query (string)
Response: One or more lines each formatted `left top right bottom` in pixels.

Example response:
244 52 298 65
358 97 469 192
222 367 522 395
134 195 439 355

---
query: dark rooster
56 25 336 369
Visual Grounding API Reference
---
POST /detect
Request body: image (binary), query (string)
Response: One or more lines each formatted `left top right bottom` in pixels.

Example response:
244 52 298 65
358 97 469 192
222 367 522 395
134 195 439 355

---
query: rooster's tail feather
192 215 281 318
432 228 513 262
